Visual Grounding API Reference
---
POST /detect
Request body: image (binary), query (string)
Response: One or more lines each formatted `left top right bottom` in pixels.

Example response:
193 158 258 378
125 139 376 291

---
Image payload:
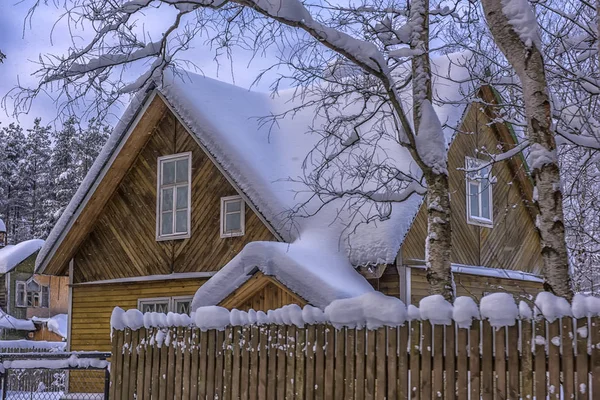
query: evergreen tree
23 118 53 238
0 123 27 243
76 117 110 181
48 117 80 226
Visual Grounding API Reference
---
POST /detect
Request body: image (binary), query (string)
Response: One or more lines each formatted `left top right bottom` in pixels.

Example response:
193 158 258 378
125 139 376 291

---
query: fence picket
365 328 376 400
121 329 132 400
433 323 444 399
548 320 561 400
456 326 468 400
267 325 278 400
158 329 169 399
346 328 356 399
481 321 493 400
420 321 432 400
410 320 421 400
398 324 409 399
520 319 533 400
286 325 297 399
174 327 184 400
592 316 600 398
189 328 200 400
560 318 575 400
296 326 306 400
166 328 176 400
495 326 507 400
136 328 146 400
215 329 225 400
534 319 547 400
334 327 346 400
258 325 269 400
249 326 259 400
315 324 326 400
355 327 365 400
445 322 456 400
325 325 335 399
507 324 519 400
386 326 397 400
276 325 287 399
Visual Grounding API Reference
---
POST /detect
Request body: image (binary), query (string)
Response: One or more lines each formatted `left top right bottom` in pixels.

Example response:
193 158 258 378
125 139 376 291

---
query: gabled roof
0 239 44 274
37 52 479 273
191 238 375 310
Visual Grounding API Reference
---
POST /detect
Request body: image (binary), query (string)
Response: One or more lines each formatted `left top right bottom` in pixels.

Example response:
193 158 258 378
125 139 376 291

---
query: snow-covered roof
31 314 68 339
0 239 44 274
0 219 5 232
37 52 474 272
191 234 375 310
0 309 35 331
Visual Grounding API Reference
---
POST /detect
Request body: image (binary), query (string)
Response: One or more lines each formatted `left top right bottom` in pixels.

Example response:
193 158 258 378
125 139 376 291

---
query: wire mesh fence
0 352 110 400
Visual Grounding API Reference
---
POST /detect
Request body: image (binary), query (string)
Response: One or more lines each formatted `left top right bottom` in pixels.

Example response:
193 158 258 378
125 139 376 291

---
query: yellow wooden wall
73 108 276 284
219 273 307 311
70 278 208 352
402 103 542 274
409 268 542 304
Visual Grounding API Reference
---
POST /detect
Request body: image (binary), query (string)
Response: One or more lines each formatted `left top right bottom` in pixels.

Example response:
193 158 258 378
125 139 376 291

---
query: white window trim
465 157 494 228
137 296 193 314
220 195 245 238
138 297 171 313
15 281 26 308
156 152 192 241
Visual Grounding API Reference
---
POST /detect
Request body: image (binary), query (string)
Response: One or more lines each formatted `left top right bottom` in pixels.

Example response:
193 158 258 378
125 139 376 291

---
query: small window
173 297 193 315
157 153 191 240
138 298 170 314
220 196 245 238
15 282 26 308
465 157 494 227
41 286 49 308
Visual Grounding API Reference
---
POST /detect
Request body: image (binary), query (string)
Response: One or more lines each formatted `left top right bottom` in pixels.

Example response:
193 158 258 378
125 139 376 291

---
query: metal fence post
104 367 111 399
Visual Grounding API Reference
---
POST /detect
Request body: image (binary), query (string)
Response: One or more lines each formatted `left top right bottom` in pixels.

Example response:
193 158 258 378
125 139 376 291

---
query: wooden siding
410 267 542 304
70 278 208 352
26 275 68 319
402 102 542 274
73 107 276 283
367 266 400 298
219 272 307 311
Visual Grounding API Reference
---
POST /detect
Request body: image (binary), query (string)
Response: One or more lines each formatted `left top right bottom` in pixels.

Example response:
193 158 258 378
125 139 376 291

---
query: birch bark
481 0 573 300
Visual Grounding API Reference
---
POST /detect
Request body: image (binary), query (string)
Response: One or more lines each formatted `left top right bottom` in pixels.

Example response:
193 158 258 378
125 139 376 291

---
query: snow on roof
31 314 68 339
0 239 44 274
0 219 5 232
37 52 474 271
0 309 35 331
191 232 375 310
409 262 543 283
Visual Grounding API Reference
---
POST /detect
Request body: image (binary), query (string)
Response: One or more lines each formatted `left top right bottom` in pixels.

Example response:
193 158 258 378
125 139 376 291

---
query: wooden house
0 225 68 339
35 53 543 354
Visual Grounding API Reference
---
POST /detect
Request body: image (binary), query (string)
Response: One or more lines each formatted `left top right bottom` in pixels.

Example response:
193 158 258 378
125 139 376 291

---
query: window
220 196 245 238
138 296 193 315
138 298 170 314
173 297 193 315
157 153 192 240
15 281 26 308
465 157 494 227
17 279 49 308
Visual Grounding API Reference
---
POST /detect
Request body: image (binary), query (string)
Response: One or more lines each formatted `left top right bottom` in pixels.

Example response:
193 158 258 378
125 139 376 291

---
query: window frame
172 296 194 315
465 157 494 228
137 296 194 315
156 152 192 241
15 281 26 308
220 195 245 238
137 297 171 314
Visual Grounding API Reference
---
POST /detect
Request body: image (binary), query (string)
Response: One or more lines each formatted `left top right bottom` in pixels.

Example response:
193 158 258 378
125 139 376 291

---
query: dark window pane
176 159 189 183
226 199 241 213
175 210 188 233
162 212 173 235
162 160 176 185
225 213 241 232
162 188 173 212
176 186 188 209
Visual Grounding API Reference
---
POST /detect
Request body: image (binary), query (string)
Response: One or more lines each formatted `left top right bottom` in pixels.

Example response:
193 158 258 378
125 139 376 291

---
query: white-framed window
137 296 193 315
157 152 192 240
220 196 245 238
15 281 26 308
172 296 193 315
138 298 170 314
16 279 49 308
465 157 494 227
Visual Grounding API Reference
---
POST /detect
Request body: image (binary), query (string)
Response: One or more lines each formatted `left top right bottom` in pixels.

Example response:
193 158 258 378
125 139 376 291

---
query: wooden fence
111 317 600 399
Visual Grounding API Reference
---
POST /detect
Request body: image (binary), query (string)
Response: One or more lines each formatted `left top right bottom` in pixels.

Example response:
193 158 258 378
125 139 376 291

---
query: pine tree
76 117 110 181
0 123 27 243
48 116 80 226
23 118 53 238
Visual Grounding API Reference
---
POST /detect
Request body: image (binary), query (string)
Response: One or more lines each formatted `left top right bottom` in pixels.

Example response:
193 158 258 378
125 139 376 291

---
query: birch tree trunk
481 0 573 300
411 0 454 301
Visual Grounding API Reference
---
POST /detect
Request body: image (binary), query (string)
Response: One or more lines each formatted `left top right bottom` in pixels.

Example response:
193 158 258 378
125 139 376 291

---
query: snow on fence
0 340 66 354
110 292 600 399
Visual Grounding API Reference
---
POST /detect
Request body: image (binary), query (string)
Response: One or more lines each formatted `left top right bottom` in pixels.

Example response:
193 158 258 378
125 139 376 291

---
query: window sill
220 232 245 239
467 218 494 228
156 233 191 242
